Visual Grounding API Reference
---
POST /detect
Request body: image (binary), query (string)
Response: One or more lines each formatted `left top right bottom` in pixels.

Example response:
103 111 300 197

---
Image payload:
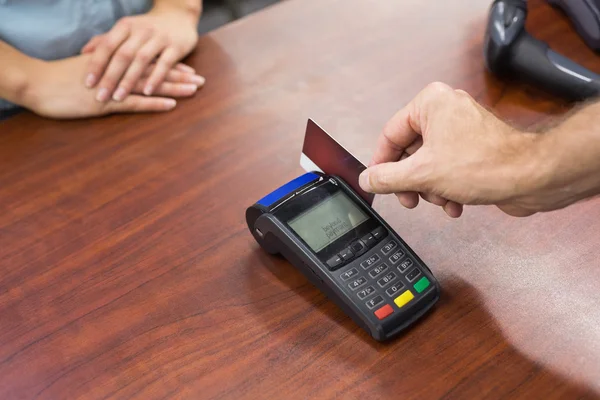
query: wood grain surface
1 0 600 398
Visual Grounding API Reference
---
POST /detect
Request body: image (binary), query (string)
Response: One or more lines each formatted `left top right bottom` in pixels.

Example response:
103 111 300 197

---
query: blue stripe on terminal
257 172 320 207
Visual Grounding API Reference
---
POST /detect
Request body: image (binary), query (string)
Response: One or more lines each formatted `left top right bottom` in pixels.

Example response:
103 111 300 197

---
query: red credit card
300 119 375 206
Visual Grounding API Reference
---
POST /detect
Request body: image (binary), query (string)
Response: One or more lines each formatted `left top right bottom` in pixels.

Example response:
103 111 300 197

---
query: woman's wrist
16 58 48 111
149 1 202 26
0 50 41 107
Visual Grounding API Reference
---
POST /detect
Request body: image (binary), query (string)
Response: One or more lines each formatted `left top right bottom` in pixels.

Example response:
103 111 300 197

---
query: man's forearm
0 40 42 106
537 100 600 207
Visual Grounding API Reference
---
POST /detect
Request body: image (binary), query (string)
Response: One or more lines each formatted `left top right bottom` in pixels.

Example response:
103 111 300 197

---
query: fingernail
190 75 206 86
359 171 371 192
182 83 198 93
113 87 126 101
85 73 96 88
143 84 153 96
96 88 109 102
163 99 177 109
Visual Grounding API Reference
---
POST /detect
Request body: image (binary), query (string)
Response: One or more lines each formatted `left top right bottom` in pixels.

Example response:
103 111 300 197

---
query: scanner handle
510 31 600 100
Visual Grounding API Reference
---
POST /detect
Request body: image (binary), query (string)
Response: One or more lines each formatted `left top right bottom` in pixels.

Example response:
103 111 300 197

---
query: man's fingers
420 193 448 207
398 137 424 161
404 137 423 156
496 204 536 217
143 47 180 95
112 38 167 101
369 82 454 167
395 192 419 209
105 94 177 114
421 192 465 218
81 34 104 54
95 31 151 102
85 23 130 88
369 102 419 166
133 80 198 98
359 155 427 194
443 201 463 218
396 190 463 217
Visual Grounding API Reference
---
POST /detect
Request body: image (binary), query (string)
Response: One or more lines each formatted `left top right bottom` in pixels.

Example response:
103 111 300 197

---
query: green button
413 277 430 293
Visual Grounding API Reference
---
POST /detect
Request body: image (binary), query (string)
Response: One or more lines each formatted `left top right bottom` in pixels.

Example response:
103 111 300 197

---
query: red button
374 304 393 320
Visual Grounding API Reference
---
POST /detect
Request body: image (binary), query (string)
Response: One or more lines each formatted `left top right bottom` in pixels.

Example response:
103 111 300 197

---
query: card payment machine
246 172 440 341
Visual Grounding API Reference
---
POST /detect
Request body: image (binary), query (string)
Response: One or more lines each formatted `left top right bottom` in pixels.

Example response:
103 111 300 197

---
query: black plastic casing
548 0 600 51
484 0 600 100
246 173 440 342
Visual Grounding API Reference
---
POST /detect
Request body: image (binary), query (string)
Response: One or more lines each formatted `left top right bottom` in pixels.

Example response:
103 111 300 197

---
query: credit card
300 119 375 206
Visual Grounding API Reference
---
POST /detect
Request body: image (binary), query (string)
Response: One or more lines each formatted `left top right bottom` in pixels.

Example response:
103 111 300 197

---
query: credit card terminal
246 172 440 341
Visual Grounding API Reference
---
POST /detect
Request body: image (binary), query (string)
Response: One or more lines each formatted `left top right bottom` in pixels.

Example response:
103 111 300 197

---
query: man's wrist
506 130 557 204
547 120 600 204
520 122 600 211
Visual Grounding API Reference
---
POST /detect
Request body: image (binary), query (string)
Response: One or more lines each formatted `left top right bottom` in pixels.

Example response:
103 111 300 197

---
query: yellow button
394 290 414 308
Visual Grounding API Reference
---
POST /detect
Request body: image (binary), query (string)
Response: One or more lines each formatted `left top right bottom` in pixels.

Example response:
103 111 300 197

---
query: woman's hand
22 54 200 119
82 4 202 102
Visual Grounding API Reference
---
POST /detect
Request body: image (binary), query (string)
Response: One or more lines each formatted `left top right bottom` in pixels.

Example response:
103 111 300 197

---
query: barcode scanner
483 0 600 100
548 0 600 51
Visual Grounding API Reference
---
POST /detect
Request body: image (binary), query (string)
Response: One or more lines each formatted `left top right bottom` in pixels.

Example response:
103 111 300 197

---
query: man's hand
82 4 202 102
358 82 559 218
22 54 199 119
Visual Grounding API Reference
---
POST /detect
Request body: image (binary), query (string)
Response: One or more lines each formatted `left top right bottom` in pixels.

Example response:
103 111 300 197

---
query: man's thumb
359 158 422 194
